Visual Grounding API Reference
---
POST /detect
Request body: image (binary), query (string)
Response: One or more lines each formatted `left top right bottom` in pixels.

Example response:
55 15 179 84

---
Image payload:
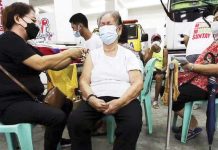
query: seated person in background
172 8 218 141
143 34 168 109
69 13 102 51
67 11 143 150
0 2 86 150
182 8 215 110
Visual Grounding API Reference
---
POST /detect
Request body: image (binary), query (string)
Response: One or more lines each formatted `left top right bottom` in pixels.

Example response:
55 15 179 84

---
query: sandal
152 101 159 109
175 127 202 141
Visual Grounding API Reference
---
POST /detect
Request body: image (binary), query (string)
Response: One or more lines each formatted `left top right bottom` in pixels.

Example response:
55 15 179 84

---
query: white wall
4 0 29 5
128 5 166 41
129 5 165 29
30 1 168 44
82 13 100 32
53 0 77 42
4 0 168 43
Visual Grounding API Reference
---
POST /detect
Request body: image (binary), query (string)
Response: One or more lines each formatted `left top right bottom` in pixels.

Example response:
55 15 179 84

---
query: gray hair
98 11 122 27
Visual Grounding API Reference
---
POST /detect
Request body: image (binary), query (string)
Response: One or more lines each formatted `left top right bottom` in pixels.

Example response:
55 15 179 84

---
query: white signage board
35 13 57 43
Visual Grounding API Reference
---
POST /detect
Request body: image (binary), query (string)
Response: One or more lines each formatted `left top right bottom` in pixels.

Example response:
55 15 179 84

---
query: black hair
69 13 88 28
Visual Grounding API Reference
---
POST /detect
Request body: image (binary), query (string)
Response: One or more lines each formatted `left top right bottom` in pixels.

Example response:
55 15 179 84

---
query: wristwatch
86 94 97 103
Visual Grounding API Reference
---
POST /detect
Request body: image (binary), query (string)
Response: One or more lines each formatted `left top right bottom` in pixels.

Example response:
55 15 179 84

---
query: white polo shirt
90 45 141 97
85 33 103 51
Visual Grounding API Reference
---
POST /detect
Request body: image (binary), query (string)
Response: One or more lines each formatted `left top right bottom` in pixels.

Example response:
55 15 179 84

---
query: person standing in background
69 13 102 51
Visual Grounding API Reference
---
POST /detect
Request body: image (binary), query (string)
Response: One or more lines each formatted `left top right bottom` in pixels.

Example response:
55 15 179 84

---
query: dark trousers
0 99 72 150
173 83 209 111
67 96 142 150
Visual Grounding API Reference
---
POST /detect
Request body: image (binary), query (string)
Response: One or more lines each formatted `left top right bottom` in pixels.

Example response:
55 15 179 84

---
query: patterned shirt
179 42 218 92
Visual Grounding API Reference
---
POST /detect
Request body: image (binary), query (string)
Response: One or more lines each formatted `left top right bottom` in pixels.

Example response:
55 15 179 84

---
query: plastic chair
172 98 218 143
0 123 61 150
0 123 33 150
105 115 116 144
140 58 157 134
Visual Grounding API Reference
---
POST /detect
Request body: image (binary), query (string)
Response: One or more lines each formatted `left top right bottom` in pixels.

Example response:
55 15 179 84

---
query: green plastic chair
0 123 62 150
140 58 157 134
105 115 116 144
0 123 33 150
172 98 218 143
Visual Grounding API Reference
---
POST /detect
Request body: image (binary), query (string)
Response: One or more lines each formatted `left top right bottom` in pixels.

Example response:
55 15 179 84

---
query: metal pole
165 63 175 150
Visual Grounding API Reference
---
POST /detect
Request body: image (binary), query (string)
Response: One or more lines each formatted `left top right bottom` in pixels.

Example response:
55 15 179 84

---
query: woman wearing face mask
171 9 218 141
67 11 143 150
143 34 168 109
0 2 86 150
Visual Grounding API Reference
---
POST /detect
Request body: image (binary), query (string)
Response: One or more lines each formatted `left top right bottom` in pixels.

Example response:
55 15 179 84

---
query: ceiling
30 0 108 8
29 0 164 14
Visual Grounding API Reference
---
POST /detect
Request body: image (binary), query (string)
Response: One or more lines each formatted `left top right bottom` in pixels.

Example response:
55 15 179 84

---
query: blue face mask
73 25 81 37
99 25 118 45
74 31 81 38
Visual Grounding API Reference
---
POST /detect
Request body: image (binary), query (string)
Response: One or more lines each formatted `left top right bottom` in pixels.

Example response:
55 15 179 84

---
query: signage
35 13 57 43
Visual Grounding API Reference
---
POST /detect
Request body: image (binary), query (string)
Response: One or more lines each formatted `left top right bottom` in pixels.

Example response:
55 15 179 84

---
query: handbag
45 72 66 108
43 87 66 108
0 64 66 108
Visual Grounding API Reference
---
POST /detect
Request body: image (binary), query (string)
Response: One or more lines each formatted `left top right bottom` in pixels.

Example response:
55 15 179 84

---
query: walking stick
165 63 175 150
